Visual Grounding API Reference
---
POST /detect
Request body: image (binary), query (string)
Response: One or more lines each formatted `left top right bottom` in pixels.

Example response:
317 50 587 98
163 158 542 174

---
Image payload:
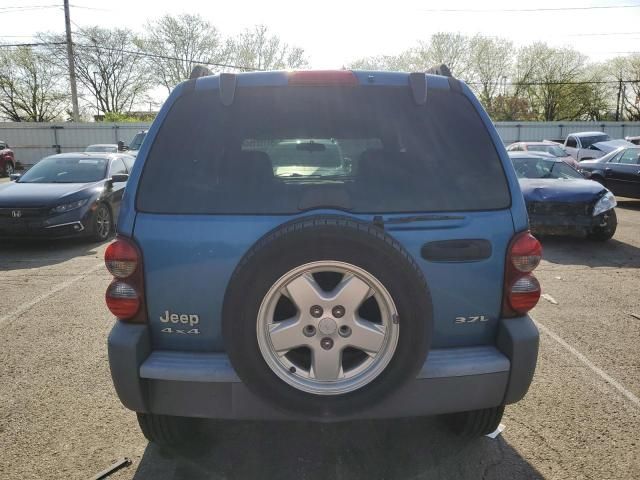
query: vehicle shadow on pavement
132 417 543 480
0 239 106 272
540 236 640 269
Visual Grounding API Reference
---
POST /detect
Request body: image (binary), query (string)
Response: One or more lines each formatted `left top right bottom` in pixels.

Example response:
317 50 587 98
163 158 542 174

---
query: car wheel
2 161 14 177
136 413 200 447
445 406 505 438
222 215 433 418
91 203 113 242
588 209 617 241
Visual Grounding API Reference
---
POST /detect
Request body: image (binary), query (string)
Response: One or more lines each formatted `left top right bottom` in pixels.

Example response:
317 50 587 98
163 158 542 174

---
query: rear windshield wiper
372 214 465 228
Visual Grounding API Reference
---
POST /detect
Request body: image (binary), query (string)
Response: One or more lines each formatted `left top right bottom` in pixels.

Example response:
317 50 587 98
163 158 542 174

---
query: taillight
105 239 138 278
106 282 140 317
104 236 146 322
288 70 358 86
502 231 542 317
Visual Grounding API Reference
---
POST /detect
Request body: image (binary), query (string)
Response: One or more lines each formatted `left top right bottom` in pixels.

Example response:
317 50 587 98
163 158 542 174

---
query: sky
0 0 639 68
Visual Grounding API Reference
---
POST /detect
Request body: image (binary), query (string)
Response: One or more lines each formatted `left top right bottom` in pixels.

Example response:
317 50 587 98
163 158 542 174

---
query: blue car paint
117 71 529 352
520 178 606 204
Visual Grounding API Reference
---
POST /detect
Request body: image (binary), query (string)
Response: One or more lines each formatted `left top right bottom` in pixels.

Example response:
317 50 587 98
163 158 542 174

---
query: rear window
137 85 510 214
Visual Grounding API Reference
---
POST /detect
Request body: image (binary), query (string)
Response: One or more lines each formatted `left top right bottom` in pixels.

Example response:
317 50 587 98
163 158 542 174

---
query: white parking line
534 318 640 408
0 262 104 327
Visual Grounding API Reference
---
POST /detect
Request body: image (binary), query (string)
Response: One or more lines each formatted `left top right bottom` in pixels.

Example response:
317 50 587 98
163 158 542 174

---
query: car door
565 136 578 159
107 157 128 219
605 148 640 198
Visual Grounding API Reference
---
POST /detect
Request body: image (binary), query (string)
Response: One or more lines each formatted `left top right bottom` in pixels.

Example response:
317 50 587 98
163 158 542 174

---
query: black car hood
519 178 606 203
0 181 103 207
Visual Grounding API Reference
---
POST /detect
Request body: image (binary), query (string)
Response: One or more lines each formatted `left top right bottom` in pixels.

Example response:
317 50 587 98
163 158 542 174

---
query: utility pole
63 0 80 122
615 78 623 122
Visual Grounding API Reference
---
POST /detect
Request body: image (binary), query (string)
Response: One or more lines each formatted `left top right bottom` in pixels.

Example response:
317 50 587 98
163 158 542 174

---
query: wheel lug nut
310 305 323 318
338 325 352 337
332 305 345 318
303 325 316 337
320 337 334 350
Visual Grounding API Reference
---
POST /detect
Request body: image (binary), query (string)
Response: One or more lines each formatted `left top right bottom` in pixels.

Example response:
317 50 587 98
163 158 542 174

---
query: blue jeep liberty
105 69 541 446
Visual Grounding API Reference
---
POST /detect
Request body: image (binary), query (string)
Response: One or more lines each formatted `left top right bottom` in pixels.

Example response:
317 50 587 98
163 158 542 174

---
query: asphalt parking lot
0 185 639 479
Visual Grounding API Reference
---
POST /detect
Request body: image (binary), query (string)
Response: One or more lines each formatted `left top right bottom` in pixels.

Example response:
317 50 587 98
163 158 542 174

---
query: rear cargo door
131 79 517 352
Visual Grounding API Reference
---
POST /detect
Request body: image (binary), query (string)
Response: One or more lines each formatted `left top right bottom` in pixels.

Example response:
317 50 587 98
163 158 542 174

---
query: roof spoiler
425 64 452 77
188 66 237 106
189 65 213 79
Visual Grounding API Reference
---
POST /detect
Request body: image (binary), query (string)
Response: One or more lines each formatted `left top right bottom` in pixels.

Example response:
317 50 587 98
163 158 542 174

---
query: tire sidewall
92 203 112 241
223 218 432 418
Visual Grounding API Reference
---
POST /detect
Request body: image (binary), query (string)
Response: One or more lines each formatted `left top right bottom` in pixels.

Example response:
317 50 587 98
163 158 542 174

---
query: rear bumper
108 316 539 421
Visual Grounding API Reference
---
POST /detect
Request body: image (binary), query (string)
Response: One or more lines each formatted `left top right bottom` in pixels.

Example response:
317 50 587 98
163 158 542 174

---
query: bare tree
228 25 307 70
41 27 153 114
138 14 232 93
0 46 69 121
349 50 418 71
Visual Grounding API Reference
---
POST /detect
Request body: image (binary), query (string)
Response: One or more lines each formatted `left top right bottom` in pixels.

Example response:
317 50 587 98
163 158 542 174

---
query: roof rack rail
189 65 213 79
425 64 452 77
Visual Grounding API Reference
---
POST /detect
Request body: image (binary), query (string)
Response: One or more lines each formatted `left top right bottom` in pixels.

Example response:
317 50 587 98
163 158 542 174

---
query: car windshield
85 145 117 153
19 157 107 183
528 145 566 157
513 158 583 180
129 132 146 150
581 134 610 148
242 138 360 177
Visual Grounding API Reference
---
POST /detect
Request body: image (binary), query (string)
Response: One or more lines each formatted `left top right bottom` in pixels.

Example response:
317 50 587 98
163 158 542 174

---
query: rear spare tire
222 216 432 418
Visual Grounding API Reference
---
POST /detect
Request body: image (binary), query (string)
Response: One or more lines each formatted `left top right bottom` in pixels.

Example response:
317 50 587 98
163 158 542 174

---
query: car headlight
50 198 89 214
593 191 616 217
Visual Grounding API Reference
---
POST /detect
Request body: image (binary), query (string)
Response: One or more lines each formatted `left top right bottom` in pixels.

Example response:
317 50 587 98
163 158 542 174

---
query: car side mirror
111 173 129 183
9 173 20 181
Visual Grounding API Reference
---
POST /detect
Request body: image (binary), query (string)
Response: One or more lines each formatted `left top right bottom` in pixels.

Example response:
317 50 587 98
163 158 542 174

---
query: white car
85 144 119 154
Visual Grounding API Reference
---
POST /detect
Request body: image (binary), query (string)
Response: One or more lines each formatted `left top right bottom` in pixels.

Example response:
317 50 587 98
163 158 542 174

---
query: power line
0 4 59 9
468 80 640 86
0 5 60 14
567 31 640 37
73 43 262 71
419 4 640 12
0 42 66 47
0 39 262 71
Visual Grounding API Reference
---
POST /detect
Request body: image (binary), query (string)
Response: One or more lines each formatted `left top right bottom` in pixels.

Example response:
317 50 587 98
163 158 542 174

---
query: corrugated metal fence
2 121 640 166
0 123 150 166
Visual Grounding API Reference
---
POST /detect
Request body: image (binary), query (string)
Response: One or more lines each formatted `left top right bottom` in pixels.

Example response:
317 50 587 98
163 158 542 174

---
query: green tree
468 36 513 116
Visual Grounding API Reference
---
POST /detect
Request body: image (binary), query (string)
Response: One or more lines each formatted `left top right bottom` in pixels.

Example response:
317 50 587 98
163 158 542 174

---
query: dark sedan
579 146 640 199
0 153 133 241
509 152 617 241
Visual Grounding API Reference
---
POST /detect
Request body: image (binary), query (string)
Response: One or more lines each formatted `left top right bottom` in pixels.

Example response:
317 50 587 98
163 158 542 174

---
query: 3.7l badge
455 315 489 324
